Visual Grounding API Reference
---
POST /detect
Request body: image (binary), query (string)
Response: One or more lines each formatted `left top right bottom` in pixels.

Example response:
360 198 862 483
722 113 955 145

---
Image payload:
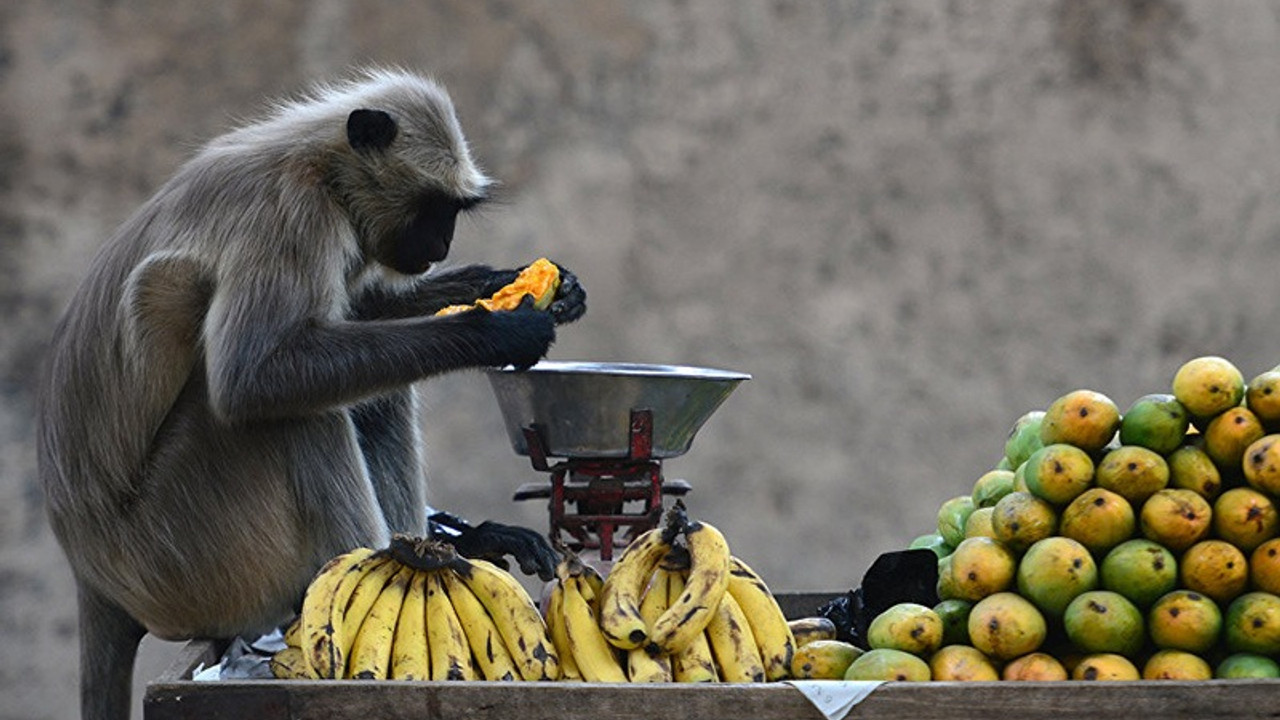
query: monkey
35 68 586 720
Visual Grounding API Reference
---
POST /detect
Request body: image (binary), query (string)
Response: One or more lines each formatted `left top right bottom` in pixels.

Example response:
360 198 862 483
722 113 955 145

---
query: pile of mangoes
860 356 1280 681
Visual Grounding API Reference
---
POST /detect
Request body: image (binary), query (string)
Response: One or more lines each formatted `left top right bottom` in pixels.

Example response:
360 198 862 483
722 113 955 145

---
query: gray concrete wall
6 1 1280 717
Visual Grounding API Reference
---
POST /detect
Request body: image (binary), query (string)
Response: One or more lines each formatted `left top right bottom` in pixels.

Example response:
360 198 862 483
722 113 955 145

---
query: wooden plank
145 677 1280 720
146 681 825 720
836 680 1280 719
151 638 226 682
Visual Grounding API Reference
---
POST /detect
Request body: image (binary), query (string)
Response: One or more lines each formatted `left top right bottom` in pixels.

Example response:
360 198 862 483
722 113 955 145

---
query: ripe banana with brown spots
453 557 560 680
627 566 674 682
270 645 311 679
704 590 766 682
346 564 413 679
298 546 380 678
648 521 730 655
599 527 671 649
443 567 519 681
726 556 795 680
666 569 718 682
562 574 628 682
425 570 476 680
388 569 430 680
337 555 401 652
544 577 583 681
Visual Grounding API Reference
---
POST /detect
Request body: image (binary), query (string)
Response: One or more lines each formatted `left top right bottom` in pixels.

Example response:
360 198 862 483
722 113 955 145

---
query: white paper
190 633 277 680
784 680 883 720
191 663 220 681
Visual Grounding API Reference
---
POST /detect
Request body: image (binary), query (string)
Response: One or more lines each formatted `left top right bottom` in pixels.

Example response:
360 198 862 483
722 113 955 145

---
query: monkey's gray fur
37 68 585 720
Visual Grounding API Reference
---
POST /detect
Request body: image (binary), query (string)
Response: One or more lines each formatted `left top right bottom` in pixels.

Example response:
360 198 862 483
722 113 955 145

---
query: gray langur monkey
36 68 586 720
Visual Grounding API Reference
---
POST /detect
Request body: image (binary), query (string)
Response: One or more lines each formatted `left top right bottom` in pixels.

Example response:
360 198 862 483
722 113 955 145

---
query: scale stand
512 408 691 561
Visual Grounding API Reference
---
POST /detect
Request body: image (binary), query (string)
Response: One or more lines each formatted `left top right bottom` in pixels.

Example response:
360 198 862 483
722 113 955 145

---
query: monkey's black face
391 193 457 274
387 193 485 275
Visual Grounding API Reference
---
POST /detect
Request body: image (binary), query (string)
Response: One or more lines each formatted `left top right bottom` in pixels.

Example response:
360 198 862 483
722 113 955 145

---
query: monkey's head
326 71 491 276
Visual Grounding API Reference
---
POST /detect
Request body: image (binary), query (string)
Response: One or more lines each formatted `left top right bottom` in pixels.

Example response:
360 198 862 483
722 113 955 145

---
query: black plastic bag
817 548 939 649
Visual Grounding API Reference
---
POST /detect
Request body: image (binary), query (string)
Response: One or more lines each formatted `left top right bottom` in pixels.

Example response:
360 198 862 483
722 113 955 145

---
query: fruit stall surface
145 593 1280 720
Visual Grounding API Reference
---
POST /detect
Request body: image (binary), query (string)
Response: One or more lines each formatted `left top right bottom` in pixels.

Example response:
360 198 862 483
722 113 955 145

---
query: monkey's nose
422 234 450 262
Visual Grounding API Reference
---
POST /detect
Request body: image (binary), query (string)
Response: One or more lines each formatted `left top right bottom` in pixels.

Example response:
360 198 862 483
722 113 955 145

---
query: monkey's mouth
392 222 453 275
390 193 459 274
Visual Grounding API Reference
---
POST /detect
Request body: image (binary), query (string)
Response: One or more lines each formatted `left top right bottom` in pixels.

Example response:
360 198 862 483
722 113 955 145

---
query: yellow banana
545 579 582 681
389 569 430 680
787 617 838 648
338 556 401 647
270 645 312 679
580 564 606 612
442 568 518 681
673 631 719 682
790 640 864 680
453 557 560 681
282 615 302 648
648 521 730 654
346 564 413 679
704 590 766 683
627 567 673 682
561 575 628 682
425 570 477 681
299 546 379 678
667 570 718 682
599 527 670 649
555 554 603 607
726 556 795 681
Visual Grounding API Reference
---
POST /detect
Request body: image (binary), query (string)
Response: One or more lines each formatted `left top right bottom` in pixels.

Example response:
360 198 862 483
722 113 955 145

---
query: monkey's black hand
429 512 559 581
479 269 521 298
482 296 556 370
547 261 586 325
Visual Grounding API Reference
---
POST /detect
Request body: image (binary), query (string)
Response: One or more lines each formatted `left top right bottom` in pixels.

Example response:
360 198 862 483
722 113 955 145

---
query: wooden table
144 592 1280 720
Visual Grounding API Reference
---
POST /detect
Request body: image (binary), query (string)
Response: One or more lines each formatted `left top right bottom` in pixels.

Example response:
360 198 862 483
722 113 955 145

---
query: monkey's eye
456 195 486 213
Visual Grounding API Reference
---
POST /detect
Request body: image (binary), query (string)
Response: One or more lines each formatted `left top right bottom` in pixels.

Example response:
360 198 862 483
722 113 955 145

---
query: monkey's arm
351 264 516 319
205 275 555 422
352 262 587 325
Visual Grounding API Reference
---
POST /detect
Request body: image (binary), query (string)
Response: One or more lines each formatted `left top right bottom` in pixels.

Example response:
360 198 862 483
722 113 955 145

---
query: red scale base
512 408 691 561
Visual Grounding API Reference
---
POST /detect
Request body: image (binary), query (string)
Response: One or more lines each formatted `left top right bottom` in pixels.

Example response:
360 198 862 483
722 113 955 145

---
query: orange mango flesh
436 258 560 316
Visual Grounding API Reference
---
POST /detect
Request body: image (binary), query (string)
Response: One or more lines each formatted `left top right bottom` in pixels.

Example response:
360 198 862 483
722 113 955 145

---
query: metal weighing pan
486 361 750 459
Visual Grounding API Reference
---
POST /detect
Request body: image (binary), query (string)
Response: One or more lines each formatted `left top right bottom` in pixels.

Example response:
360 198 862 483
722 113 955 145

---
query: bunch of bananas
543 504 797 682
271 535 559 681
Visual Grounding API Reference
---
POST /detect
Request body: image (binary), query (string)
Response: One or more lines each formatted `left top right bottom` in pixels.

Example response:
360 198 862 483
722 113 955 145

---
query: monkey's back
36 136 372 639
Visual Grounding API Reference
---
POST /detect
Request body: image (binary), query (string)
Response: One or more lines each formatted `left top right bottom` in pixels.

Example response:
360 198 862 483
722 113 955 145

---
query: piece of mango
436 258 560 316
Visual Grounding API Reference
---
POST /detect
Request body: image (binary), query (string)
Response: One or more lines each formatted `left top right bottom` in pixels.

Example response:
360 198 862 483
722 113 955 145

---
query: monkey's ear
347 109 398 152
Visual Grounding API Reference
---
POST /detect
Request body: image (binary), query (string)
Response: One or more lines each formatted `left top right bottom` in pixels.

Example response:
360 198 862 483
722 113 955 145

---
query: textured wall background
6 1 1280 718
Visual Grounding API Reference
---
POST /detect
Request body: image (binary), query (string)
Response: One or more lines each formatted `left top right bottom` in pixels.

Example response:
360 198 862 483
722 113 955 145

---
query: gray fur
37 68 572 720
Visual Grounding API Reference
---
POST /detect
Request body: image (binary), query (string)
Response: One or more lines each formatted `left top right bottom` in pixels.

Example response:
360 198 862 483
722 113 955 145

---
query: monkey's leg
351 389 428 535
78 581 146 720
